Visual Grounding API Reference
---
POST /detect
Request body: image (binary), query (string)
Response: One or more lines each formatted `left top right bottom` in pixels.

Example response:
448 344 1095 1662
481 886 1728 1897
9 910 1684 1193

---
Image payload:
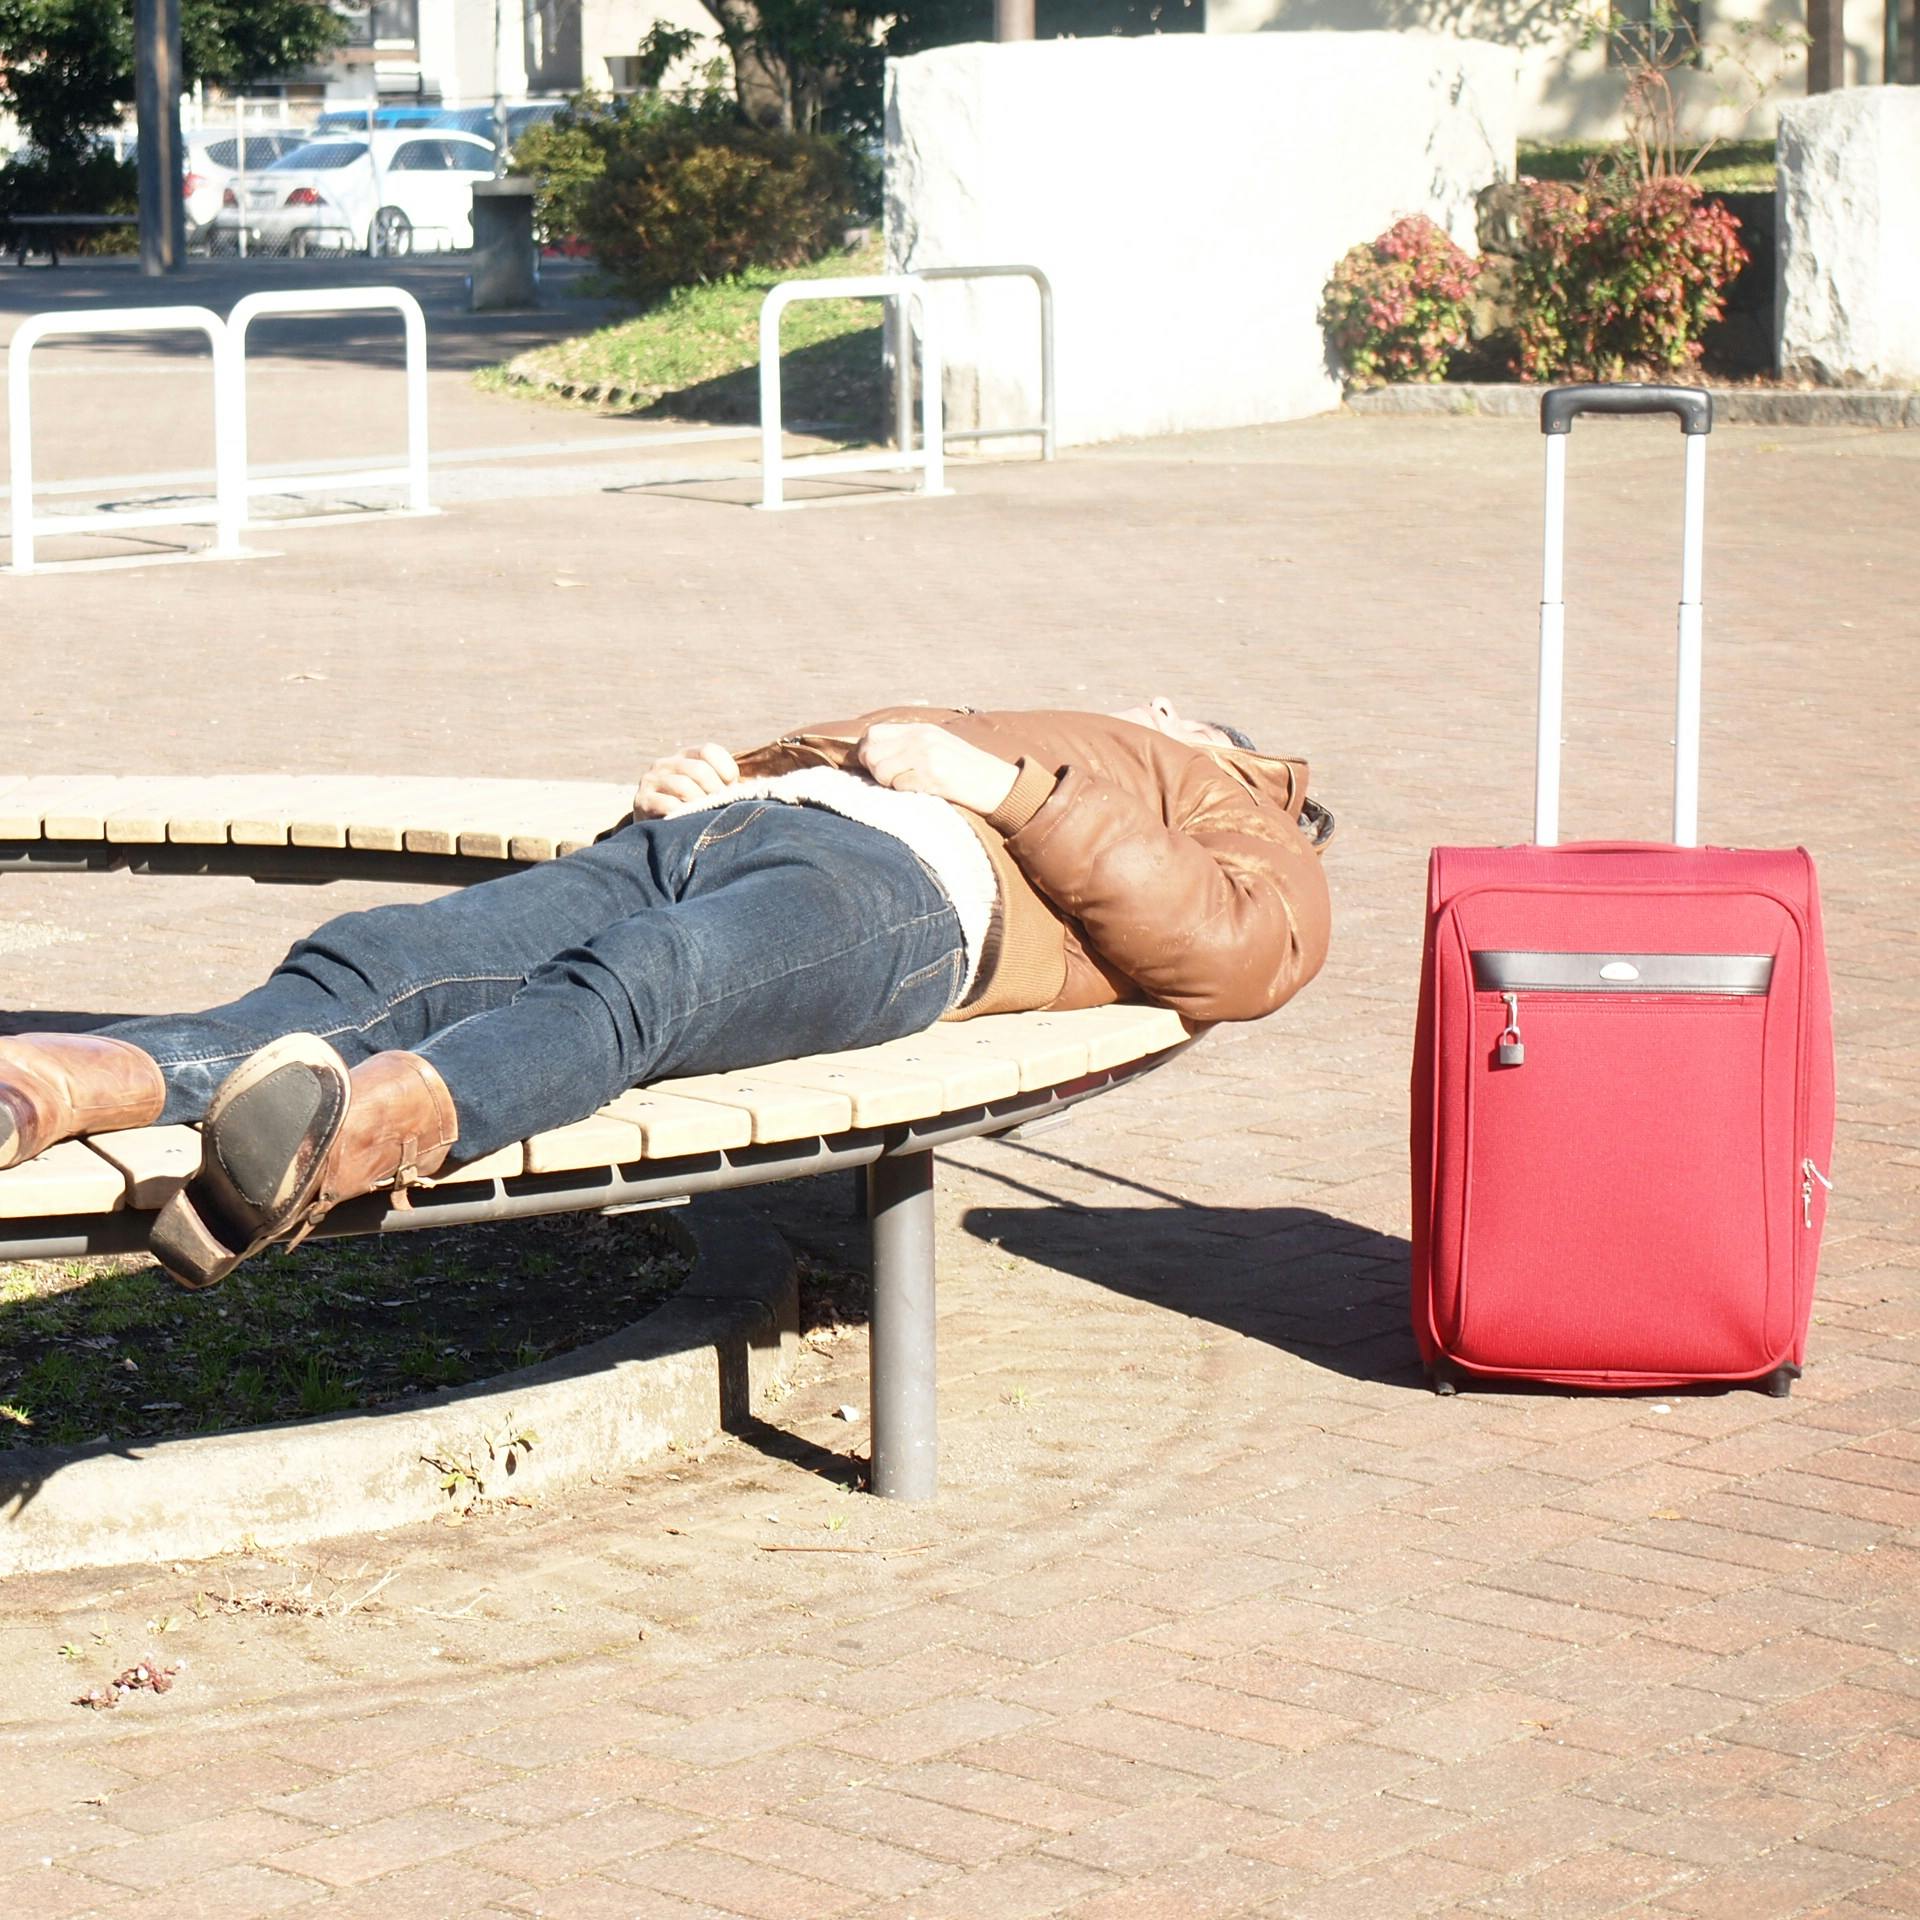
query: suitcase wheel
1761 1364 1801 1399
1430 1359 1463 1398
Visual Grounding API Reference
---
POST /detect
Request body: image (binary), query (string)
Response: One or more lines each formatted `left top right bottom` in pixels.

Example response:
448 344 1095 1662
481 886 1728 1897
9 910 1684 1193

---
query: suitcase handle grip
1541 385 1713 437
1537 387 1708 850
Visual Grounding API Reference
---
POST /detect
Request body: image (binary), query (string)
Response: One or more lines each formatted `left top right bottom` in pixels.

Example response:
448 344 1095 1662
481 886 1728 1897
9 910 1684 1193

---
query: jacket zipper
1801 1157 1832 1228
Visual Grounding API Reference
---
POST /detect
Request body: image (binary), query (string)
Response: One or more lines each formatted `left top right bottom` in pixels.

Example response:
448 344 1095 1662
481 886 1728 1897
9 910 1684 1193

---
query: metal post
867 1149 937 1500
890 295 913 455
492 0 510 176
134 0 185 274
995 0 1036 38
1807 0 1845 89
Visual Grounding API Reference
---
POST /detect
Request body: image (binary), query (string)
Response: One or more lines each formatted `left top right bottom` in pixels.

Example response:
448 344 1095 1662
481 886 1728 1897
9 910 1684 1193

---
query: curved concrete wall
886 33 1517 447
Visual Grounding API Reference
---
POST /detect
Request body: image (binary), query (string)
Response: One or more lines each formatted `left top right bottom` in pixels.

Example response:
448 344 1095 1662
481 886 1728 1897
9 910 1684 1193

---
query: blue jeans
105 803 968 1162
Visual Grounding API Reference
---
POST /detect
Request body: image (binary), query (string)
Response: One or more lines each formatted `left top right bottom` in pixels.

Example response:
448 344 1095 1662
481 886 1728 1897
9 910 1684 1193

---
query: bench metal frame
759 275 949 511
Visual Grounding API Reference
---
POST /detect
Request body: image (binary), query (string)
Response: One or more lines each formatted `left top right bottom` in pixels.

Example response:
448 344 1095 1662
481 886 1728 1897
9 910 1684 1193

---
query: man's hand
856 723 1020 816
633 743 741 819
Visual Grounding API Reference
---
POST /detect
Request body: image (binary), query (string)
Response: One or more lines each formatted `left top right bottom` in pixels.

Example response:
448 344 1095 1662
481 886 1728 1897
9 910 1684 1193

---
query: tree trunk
697 0 793 128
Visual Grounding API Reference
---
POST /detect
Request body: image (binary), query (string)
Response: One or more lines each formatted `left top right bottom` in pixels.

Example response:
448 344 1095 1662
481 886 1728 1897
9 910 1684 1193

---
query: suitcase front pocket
1453 956 1782 1378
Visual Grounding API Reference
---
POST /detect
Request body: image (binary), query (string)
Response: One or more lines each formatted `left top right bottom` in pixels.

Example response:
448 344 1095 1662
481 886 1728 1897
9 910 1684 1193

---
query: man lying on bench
0 700 1333 1289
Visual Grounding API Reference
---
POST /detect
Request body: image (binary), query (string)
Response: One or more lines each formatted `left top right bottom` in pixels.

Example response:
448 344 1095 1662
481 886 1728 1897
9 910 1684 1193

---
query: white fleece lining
667 768 998 998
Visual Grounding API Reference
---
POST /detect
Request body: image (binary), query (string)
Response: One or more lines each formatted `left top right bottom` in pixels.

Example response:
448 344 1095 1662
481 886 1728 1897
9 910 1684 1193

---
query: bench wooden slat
519 1110 647 1175
601 1086 753 1157
802 1035 1022 1109
40 777 125 842
84 1124 202 1208
655 1072 853 1143
883 1016 1090 1092
0 1139 129 1218
743 1057 951 1128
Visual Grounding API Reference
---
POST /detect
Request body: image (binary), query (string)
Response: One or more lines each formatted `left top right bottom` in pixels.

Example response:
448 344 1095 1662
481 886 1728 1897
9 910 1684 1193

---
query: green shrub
1510 175 1747 381
1319 215 1482 390
0 148 137 252
581 119 855 301
513 88 731 246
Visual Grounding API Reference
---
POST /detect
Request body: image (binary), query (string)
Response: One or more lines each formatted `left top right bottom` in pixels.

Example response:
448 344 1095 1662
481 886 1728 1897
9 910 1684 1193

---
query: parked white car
213 129 498 256
184 129 310 240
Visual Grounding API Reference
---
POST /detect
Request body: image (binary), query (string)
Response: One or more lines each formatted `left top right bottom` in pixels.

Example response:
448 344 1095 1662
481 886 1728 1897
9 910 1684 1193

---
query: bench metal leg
867 1148 936 1500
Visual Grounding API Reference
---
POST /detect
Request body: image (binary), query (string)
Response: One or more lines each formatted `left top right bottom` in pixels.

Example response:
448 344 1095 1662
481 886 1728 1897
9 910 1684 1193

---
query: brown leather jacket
733 708 1332 1026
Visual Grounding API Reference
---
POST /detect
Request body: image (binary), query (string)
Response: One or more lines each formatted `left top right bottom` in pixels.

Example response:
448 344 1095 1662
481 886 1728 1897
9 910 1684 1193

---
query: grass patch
1517 138 1774 193
480 234 888 433
0 1212 688 1451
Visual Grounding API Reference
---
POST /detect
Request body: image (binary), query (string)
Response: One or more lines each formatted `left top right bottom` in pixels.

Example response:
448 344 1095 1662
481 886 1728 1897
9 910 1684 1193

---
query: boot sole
151 1035 350 1291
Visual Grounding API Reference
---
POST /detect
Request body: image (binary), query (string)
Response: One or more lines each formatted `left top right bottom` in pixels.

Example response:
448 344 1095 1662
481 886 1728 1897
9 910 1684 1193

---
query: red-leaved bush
1510 176 1747 381
1319 215 1482 390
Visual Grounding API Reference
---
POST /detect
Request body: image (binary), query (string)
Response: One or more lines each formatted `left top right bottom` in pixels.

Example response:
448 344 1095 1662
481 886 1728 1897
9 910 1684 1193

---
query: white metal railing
222 287 431 521
902 265 1055 462
8 306 240 575
759 275 947 511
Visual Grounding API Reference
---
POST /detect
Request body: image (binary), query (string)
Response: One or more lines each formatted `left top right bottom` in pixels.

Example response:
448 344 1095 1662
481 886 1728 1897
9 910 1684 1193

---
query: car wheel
369 207 412 258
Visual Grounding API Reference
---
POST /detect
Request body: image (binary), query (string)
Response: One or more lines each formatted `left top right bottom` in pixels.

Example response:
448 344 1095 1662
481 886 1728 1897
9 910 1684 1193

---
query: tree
0 0 343 162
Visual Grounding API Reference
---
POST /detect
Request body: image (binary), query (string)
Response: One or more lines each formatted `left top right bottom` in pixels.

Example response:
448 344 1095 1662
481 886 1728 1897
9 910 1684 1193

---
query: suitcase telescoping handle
1537 383 1713 848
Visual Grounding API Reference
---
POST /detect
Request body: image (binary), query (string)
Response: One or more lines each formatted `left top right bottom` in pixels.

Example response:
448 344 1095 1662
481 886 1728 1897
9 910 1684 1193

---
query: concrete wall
1205 0 1887 143
886 34 1517 447
1777 86 1920 384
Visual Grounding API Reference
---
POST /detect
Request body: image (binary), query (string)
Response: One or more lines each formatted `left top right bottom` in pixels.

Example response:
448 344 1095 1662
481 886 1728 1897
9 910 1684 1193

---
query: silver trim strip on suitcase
1471 950 1774 994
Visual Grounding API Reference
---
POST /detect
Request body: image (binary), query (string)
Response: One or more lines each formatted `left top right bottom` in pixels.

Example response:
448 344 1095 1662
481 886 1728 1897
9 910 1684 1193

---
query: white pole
918 291 945 498
9 318 41 574
1535 434 1568 846
403 296 430 513
759 287 785 510
1673 431 1707 847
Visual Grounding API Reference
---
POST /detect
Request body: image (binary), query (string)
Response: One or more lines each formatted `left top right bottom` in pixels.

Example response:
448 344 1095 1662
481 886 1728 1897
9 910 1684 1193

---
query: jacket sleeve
998 762 1331 1023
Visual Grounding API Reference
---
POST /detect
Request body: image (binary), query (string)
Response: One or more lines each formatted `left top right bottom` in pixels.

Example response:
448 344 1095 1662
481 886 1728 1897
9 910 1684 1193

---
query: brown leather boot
0 1033 166 1170
150 1039 457 1291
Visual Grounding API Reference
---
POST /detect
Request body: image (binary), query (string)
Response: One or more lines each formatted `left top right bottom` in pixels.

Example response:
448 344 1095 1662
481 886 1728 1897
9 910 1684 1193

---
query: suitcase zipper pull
1497 993 1526 1068
1801 1158 1832 1228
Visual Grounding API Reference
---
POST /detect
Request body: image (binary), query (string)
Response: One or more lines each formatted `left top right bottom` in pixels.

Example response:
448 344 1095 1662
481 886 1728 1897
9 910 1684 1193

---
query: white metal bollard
8 306 238 575
221 287 431 524
758 275 947 511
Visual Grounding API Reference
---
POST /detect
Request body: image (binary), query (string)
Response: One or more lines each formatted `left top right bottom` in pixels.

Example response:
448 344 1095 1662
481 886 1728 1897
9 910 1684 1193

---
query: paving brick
277 1857 534 1919
786 1783 1037 1866
1057 1849 1322 1919
501 1872 736 1918
860 1850 1118 1919
463 1801 701 1885
1423 1581 1644 1648
630 1699 856 1768
1213 1741 1436 1820
1037 1795 1256 1875
90 1753 331 1836
1650 1841 1891 1919
1365 1692 1580 1765
949 1598 1174 1668
1123 1678 1359 1754
1807 1792 1920 1865
643 1745 868 1823
94 1862 317 1918
262 1808 516 1889
452 1751 693 1827
1044 1705 1291 1780
0 1864 128 1919
262 1747 521 1830
1216 1650 1438 1725
1573 1741 1794 1816
986 1640 1203 1717
1674 1632 1880 1705
1427 1792 1651 1874
880 1760 1123 1836
696 1811 948 1895
951 1731 1207 1810
605 1843 865 1920
1624 1789 1851 1870
1229 1792 1470 1874
0 1808 136 1876
72 1810 321 1891
1714 1683 1920 1761
1256 1848 1499 1920
1391 1739 1620 1817
1463 1843 1700 1917
1768 1731 1920 1806
820 1694 1043 1765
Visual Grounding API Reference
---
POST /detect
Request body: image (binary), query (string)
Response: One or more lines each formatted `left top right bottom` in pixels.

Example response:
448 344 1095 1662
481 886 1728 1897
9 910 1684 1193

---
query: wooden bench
5 213 140 267
0 774 1198 1498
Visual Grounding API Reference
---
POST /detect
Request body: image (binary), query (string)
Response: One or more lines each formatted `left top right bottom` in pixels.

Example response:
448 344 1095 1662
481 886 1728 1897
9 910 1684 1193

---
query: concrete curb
1345 382 1920 427
0 1201 798 1578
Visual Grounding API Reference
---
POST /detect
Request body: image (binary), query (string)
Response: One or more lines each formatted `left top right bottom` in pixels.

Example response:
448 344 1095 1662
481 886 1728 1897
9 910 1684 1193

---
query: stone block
886 33 1517 445
1777 86 1920 385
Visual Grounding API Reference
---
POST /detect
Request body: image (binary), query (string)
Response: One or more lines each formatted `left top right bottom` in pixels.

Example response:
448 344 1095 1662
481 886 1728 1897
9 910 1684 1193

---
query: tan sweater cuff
984 757 1060 836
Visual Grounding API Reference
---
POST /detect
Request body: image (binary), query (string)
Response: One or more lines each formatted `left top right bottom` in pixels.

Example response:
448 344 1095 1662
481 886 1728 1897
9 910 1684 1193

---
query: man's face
1110 697 1236 750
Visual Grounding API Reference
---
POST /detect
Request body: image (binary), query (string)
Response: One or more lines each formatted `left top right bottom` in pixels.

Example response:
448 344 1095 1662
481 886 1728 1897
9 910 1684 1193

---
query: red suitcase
1410 384 1836 1396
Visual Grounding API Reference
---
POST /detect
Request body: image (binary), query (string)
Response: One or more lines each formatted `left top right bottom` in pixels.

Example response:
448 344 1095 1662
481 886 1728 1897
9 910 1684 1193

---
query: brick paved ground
0 307 1917 1919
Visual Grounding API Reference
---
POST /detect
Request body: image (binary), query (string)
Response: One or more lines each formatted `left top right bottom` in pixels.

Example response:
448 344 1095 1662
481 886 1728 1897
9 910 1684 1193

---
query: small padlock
1496 992 1525 1068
